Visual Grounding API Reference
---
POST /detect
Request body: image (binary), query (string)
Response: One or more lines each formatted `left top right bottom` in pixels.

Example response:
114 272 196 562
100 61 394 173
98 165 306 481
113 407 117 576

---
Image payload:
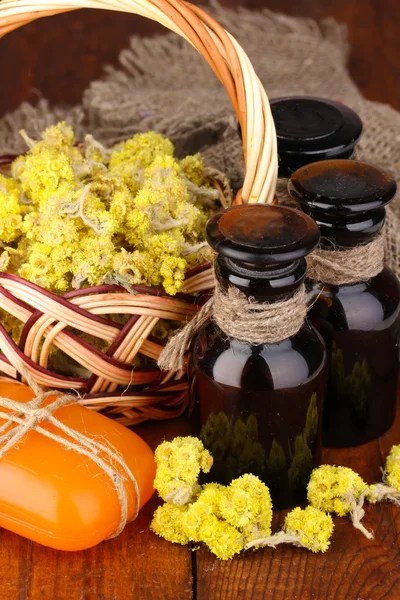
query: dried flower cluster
308 449 400 540
153 437 213 505
151 436 334 560
0 122 218 303
307 464 372 539
151 436 400 559
367 444 400 506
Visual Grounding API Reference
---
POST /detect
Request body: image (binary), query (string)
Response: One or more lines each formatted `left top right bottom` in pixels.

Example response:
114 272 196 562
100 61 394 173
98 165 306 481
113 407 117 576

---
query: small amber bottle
189 204 327 509
289 159 400 447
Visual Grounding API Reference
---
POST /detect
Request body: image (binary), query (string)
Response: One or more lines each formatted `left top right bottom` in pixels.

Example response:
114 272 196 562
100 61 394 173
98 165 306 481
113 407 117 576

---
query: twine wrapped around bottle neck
0 368 140 538
158 279 307 373
306 232 385 286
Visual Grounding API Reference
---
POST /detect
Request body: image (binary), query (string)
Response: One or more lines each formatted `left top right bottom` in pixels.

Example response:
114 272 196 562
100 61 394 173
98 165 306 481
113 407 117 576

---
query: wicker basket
0 0 278 425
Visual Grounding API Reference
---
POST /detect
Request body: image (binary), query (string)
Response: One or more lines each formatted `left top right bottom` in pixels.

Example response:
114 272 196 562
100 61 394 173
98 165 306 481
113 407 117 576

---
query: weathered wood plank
196 402 400 600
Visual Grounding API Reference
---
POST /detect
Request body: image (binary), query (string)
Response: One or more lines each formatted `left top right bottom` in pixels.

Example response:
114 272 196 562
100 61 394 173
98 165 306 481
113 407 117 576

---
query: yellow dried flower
16 147 76 205
367 445 400 506
201 518 244 561
385 444 400 492
307 464 372 539
0 175 23 243
125 208 151 242
144 154 182 182
181 476 272 557
6 123 219 297
284 506 334 553
40 121 76 151
151 503 190 545
180 154 206 186
112 243 187 296
0 309 24 343
60 185 118 237
19 241 73 292
154 437 213 505
109 131 174 192
184 484 225 542
307 464 367 516
183 482 243 559
71 234 115 288
219 474 273 542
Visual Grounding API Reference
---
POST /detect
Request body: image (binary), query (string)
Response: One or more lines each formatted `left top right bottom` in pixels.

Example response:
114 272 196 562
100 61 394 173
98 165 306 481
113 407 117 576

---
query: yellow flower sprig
307 465 373 539
368 444 400 506
151 437 400 558
154 436 213 505
151 436 334 560
152 474 274 560
245 506 334 554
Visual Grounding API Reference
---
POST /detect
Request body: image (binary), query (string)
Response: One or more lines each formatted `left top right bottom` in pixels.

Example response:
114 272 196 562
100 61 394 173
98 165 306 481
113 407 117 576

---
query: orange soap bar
0 380 156 551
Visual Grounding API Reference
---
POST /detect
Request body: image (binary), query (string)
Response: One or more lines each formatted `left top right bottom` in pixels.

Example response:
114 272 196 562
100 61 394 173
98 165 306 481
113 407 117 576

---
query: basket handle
0 0 278 204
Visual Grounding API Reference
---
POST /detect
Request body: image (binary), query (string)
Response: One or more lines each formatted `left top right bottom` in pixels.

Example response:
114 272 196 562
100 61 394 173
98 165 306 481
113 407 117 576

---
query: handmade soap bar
0 380 155 551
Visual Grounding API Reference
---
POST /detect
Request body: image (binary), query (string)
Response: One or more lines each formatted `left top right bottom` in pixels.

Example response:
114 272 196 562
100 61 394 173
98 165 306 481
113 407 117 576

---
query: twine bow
0 368 140 538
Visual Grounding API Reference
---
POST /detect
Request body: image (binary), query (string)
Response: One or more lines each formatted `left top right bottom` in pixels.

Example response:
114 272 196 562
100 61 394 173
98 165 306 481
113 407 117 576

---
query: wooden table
1 409 400 600
0 1 400 599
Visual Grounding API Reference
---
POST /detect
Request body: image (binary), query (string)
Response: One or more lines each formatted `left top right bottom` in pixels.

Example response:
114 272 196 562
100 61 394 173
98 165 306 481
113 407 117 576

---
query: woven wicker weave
0 0 278 425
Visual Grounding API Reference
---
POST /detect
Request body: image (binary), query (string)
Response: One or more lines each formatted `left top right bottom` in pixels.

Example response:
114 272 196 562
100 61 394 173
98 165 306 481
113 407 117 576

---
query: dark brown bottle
270 97 363 177
289 159 400 447
238 97 362 182
189 205 327 509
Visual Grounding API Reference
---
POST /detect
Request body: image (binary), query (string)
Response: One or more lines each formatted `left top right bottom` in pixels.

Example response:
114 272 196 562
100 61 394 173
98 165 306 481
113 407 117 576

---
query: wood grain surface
196 420 400 600
1 405 400 600
0 1 400 598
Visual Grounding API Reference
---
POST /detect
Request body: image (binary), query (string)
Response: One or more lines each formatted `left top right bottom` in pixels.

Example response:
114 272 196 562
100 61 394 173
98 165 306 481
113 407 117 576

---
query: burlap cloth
1 2 399 274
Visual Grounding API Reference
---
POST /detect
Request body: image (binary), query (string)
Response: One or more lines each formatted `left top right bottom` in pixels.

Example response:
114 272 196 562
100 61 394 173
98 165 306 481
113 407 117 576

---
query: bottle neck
278 148 355 179
215 255 307 301
306 207 386 248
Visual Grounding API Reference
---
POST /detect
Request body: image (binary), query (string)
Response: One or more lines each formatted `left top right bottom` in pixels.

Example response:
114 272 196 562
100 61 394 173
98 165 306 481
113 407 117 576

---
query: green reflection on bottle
266 439 286 480
305 392 318 445
331 341 346 399
330 340 372 427
288 434 313 493
199 411 230 461
200 412 265 481
349 359 371 425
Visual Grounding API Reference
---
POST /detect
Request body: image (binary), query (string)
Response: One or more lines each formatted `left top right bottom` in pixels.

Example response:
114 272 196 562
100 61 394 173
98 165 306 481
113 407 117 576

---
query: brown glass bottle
238 97 363 177
289 159 400 447
189 205 327 509
270 97 363 177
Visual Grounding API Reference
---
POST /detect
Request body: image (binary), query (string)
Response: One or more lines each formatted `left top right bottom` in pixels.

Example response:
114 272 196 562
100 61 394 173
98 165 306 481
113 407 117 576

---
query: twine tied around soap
158 280 307 372
306 232 385 286
0 367 140 538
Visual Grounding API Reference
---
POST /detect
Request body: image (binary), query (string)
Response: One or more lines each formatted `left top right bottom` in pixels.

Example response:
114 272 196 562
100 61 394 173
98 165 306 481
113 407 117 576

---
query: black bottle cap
206 205 320 266
288 159 397 246
269 97 363 177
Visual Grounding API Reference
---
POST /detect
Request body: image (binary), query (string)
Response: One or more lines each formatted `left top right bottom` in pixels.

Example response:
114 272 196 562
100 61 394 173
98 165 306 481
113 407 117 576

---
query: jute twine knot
158 280 307 372
0 367 140 538
306 233 385 286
